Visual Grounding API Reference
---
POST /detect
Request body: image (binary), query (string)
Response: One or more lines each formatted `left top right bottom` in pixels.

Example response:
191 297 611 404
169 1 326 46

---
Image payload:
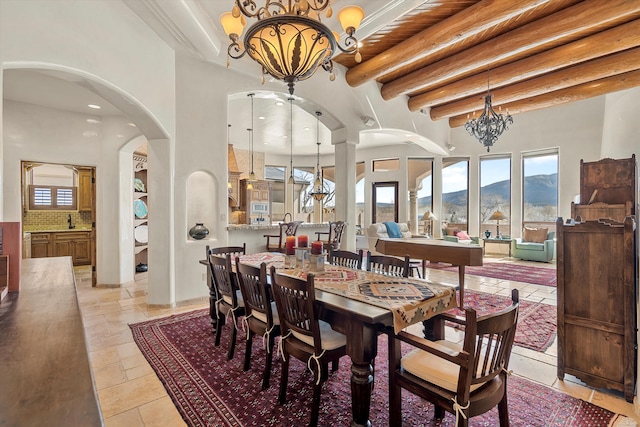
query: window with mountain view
442 158 469 230
407 158 433 234
523 152 558 223
480 156 511 237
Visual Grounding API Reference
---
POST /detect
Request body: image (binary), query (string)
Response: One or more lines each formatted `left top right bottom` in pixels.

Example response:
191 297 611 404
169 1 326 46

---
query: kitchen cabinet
31 232 52 258
239 179 272 224
78 168 93 212
30 231 91 266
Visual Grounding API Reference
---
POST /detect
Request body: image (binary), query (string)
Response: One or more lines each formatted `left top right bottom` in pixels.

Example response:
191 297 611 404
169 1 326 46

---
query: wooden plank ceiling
333 0 640 128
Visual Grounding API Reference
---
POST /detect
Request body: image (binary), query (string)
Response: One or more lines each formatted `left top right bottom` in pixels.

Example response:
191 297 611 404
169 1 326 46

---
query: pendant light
247 93 256 190
309 111 328 201
287 97 295 185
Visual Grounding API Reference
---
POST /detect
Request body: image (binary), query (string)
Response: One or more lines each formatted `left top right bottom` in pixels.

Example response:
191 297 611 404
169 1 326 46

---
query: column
409 190 418 234
334 139 357 251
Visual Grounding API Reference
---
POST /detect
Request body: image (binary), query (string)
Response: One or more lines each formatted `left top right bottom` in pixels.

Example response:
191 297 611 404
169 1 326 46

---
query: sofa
366 222 412 255
441 225 480 245
512 227 555 262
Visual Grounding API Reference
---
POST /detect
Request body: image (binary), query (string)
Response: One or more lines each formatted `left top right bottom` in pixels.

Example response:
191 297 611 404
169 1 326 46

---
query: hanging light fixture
220 1 365 95
287 97 295 185
245 93 256 190
309 111 328 201
464 69 513 152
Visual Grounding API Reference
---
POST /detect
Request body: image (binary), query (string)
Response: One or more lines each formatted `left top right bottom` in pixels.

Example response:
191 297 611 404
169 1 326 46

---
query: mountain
418 173 558 206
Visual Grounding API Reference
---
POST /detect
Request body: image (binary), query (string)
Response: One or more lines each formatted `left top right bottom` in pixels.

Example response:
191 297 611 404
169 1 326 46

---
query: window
480 156 511 237
372 158 399 172
522 151 558 223
294 167 314 214
407 158 433 233
29 185 77 210
441 158 469 230
355 162 365 230
372 182 398 223
265 165 286 221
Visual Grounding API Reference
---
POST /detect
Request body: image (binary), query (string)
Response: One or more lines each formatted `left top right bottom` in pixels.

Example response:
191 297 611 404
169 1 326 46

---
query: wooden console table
482 238 512 257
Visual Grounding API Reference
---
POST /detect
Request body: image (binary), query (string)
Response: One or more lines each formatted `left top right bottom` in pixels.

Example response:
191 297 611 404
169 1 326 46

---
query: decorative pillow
445 226 460 236
523 227 548 243
383 221 403 238
456 230 472 240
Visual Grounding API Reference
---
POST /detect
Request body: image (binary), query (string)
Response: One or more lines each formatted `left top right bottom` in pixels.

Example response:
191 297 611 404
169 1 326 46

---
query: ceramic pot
484 230 492 238
189 223 209 240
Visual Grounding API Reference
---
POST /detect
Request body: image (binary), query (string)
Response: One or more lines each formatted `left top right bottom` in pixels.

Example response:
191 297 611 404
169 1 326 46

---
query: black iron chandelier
220 0 365 95
464 71 513 152
309 111 328 201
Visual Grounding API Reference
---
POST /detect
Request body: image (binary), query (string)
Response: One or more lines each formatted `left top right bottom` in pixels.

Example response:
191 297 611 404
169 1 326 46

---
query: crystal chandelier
220 1 365 95
309 111 328 201
464 70 513 152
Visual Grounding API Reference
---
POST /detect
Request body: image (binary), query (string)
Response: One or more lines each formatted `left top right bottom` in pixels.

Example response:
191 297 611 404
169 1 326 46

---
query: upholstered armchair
512 228 555 262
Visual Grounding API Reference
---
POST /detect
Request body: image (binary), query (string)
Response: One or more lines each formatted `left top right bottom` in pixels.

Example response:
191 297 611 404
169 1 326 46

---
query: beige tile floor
74 256 640 426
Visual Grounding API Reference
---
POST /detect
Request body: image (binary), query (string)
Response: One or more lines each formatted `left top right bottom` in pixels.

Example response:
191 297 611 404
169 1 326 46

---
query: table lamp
421 211 437 237
489 211 507 238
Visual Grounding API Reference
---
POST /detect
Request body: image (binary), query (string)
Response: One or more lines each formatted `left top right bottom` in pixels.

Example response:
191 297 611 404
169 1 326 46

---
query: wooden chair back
208 254 238 307
235 260 272 324
206 243 246 258
327 221 346 250
366 251 410 277
270 266 321 354
328 248 363 270
265 222 301 251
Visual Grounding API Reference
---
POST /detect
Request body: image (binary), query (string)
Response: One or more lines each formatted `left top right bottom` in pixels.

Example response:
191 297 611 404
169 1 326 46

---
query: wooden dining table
202 252 457 427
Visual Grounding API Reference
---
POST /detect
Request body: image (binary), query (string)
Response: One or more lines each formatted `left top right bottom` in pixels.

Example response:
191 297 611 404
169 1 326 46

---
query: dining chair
327 248 363 270
315 221 346 251
365 251 410 277
389 289 520 427
206 243 246 258
209 254 245 360
235 258 281 389
264 222 300 252
204 244 247 332
270 266 347 427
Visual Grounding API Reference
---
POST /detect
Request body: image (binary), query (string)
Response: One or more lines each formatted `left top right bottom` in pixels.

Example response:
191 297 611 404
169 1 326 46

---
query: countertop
227 222 329 231
23 228 92 234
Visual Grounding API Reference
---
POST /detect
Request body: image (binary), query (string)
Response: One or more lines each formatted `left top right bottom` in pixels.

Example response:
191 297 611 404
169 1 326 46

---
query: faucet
67 214 75 229
282 212 292 223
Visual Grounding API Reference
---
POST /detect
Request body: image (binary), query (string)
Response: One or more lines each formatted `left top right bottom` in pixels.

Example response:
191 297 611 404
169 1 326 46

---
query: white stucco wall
601 87 640 159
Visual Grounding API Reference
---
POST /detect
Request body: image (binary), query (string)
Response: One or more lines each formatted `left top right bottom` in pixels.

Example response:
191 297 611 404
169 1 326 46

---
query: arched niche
187 171 216 240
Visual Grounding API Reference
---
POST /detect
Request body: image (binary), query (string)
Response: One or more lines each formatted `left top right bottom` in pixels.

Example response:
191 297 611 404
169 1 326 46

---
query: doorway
372 181 399 224
21 161 97 286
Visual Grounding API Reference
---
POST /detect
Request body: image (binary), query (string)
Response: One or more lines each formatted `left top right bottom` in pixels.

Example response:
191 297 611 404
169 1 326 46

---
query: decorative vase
484 230 491 238
189 223 209 240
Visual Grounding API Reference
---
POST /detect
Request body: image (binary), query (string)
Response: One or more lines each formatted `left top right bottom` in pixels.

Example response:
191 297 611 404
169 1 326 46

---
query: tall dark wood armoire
557 155 638 403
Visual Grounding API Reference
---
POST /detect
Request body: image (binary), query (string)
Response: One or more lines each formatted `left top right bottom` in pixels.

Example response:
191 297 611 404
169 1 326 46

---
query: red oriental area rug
455 290 556 352
426 262 557 287
130 309 631 427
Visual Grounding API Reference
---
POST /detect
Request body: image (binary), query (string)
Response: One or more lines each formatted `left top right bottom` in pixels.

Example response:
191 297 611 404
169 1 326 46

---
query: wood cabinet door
53 240 73 259
74 239 92 265
78 168 93 212
31 241 50 258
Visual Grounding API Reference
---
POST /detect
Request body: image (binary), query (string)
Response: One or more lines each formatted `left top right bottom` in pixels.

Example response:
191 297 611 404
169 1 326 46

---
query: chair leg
243 331 253 371
309 381 322 427
227 317 237 360
498 386 510 426
278 356 290 405
331 359 339 371
262 335 275 390
434 405 445 421
214 315 223 346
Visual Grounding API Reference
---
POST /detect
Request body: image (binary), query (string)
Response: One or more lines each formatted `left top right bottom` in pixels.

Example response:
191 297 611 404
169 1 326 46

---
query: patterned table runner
278 264 457 333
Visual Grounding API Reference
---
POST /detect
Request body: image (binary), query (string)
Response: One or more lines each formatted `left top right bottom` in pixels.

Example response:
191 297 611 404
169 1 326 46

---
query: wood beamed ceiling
333 0 640 128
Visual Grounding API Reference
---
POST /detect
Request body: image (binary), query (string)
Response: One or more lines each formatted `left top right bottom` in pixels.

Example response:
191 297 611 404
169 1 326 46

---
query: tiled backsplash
23 211 92 231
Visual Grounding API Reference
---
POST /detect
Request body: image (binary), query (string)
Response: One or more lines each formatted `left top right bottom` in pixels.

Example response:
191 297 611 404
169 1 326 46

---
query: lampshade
220 11 245 38
489 211 507 221
421 211 437 221
338 5 365 33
